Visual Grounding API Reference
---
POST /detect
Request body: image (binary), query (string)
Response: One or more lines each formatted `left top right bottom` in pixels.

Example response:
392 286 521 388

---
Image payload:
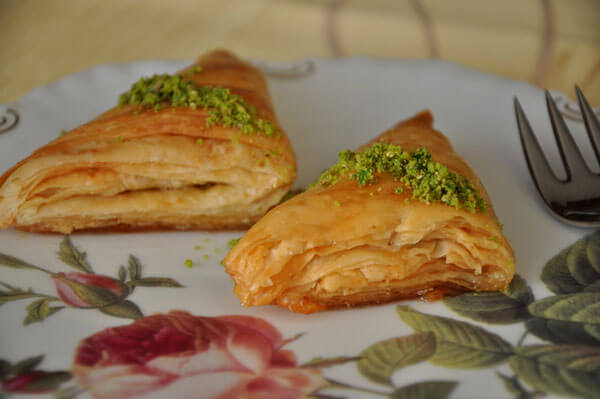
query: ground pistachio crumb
196 138 203 145
488 236 501 244
184 259 193 268
204 254 210 260
194 245 202 250
118 72 279 137
333 200 341 207
228 238 241 249
60 129 68 136
312 143 486 212
115 136 122 143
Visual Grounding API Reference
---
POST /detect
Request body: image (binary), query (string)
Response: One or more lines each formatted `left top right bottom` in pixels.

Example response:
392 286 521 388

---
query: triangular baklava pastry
0 50 296 233
224 111 515 313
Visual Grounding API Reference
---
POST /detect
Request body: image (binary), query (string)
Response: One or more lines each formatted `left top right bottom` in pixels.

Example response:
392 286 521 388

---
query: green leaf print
357 332 436 386
0 290 48 305
528 293 600 324
542 232 600 294
57 236 93 273
127 277 183 287
127 255 141 280
588 232 600 268
24 371 71 392
10 355 44 375
525 317 600 346
99 299 143 320
583 280 600 293
0 253 50 273
300 356 361 368
389 381 457 399
443 274 533 324
396 306 513 368
23 298 63 325
509 345 600 398
117 266 126 282
583 324 600 341
568 235 600 285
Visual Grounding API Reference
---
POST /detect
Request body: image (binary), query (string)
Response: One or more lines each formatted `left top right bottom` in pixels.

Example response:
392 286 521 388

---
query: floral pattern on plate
2 232 600 398
72 312 326 399
0 236 182 324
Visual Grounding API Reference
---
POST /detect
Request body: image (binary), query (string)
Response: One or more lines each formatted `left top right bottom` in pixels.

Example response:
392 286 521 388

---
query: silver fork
514 86 600 227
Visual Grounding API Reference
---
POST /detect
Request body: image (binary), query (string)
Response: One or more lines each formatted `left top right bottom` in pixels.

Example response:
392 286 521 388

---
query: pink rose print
72 311 327 399
51 272 127 308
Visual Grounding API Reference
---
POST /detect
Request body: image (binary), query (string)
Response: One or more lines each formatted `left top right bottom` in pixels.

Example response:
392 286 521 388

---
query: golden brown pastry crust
0 50 296 233
224 111 515 314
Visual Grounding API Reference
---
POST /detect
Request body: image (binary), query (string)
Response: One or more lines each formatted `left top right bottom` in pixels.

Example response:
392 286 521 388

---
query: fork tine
514 98 562 196
545 90 592 179
574 85 600 163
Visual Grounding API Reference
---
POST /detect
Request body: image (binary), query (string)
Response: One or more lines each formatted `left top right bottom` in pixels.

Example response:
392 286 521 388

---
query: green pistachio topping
313 143 486 212
184 259 193 268
118 73 279 136
488 236 501 244
228 238 241 249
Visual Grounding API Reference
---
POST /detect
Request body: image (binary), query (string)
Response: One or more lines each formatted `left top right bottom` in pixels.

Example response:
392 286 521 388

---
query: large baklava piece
224 111 514 313
0 50 296 233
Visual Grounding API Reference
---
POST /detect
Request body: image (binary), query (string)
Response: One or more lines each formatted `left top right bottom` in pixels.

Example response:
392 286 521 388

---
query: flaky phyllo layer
0 50 296 233
224 111 515 313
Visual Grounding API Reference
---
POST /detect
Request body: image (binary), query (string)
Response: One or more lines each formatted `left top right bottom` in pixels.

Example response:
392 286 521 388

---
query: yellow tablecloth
1 0 599 104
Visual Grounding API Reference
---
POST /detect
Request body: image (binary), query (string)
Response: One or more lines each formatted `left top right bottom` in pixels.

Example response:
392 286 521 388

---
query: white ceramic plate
0 58 598 399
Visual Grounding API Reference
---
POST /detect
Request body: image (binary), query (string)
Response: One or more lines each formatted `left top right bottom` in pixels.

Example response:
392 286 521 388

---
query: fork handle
554 198 600 226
